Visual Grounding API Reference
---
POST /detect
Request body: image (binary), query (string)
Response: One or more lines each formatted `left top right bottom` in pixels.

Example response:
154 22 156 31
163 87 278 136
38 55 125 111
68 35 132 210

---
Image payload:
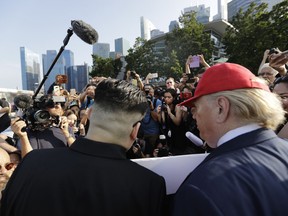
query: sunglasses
0 162 14 171
46 102 66 108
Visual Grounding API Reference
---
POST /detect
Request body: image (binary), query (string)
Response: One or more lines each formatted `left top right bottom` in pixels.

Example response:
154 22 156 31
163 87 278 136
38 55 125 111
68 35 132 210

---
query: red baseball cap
180 63 270 107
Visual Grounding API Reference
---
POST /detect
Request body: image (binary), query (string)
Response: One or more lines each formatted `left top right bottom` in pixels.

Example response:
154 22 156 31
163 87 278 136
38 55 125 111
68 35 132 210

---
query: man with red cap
172 63 288 216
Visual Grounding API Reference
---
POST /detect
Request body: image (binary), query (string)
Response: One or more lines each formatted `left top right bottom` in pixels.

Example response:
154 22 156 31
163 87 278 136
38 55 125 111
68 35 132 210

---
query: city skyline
0 0 221 90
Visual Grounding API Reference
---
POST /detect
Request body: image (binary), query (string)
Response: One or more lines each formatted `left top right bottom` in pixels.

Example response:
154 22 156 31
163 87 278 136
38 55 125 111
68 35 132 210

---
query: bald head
0 147 10 170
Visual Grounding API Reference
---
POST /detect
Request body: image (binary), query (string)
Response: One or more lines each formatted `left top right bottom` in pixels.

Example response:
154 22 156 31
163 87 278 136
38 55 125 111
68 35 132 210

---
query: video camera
15 95 65 131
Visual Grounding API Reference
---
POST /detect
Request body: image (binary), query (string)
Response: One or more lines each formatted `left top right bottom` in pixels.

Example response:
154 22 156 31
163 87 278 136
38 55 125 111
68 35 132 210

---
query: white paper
132 153 208 195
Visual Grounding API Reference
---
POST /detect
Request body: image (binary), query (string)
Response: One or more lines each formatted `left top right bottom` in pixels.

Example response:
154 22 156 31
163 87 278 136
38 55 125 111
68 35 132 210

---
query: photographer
47 74 67 95
157 88 196 155
126 70 144 90
16 95 75 150
139 84 162 157
126 138 146 159
152 135 171 157
0 98 11 134
79 83 96 109
260 48 287 77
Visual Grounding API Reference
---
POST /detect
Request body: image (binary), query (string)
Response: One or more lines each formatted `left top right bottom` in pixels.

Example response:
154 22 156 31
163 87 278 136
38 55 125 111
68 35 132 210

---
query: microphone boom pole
32 28 74 100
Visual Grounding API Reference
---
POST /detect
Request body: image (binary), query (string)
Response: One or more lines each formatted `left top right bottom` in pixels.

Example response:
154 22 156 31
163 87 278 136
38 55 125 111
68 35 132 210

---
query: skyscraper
169 20 180 32
92 43 110 58
140 16 156 40
115 38 130 56
42 50 66 93
213 0 228 20
20 47 41 91
66 63 90 92
184 5 211 24
62 50 74 68
228 0 282 21
151 29 165 39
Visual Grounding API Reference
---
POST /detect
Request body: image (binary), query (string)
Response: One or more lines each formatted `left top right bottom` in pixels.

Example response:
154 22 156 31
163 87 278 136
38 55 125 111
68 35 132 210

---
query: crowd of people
0 49 288 215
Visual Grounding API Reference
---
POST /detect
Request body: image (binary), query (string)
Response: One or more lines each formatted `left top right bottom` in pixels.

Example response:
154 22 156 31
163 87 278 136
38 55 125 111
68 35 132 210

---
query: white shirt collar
217 123 261 147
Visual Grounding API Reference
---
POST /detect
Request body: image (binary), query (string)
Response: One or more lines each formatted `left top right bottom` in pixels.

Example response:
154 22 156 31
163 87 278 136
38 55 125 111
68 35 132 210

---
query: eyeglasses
0 162 14 171
47 102 65 108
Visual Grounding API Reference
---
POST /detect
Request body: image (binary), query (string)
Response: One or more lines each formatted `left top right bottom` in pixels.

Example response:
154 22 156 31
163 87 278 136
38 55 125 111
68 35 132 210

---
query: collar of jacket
70 137 127 160
202 128 278 164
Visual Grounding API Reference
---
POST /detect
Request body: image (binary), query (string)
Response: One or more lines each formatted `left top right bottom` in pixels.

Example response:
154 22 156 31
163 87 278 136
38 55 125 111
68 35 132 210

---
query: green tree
125 12 214 80
125 37 156 77
90 55 122 78
223 0 288 73
165 11 213 74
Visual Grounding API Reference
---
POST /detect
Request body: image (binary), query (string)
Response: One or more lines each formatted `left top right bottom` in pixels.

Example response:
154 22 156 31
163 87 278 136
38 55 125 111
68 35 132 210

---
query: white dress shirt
217 124 261 147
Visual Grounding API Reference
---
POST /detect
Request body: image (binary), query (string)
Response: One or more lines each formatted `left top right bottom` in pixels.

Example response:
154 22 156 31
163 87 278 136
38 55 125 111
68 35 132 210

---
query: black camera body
158 147 170 157
146 95 153 105
21 95 63 131
269 48 279 55
130 71 137 79
161 102 167 112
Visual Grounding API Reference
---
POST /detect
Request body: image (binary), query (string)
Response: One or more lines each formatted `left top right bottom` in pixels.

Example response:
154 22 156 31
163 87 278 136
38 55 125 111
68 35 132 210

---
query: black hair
164 88 177 99
272 75 288 90
94 78 148 115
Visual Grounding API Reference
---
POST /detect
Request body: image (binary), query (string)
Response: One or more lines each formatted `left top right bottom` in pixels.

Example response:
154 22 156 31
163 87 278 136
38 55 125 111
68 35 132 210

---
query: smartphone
150 73 158 79
53 86 60 96
187 78 197 83
189 55 200 68
70 88 76 95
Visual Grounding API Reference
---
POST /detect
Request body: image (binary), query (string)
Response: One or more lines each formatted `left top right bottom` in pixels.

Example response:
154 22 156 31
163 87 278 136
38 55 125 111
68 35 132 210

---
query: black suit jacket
172 128 288 216
1 138 166 216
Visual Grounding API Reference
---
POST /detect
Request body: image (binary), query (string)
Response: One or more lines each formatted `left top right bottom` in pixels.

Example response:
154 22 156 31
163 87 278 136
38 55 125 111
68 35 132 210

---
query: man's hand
11 118 27 138
269 51 288 69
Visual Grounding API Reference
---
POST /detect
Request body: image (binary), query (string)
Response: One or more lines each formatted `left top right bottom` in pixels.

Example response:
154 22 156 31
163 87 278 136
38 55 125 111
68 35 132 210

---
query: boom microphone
185 131 204 147
14 94 33 109
71 20 98 45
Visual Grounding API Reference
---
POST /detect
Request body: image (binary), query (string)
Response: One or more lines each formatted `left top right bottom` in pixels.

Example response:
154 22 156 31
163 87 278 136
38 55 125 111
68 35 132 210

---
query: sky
0 0 220 90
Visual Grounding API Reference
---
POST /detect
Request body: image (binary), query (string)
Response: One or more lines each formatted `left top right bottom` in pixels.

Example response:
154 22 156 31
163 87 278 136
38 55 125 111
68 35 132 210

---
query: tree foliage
223 0 288 73
125 37 155 78
165 12 213 74
90 55 122 78
125 12 214 80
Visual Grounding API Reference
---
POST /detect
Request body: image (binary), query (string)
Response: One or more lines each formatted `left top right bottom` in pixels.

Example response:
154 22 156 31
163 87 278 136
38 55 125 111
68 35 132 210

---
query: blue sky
0 0 219 89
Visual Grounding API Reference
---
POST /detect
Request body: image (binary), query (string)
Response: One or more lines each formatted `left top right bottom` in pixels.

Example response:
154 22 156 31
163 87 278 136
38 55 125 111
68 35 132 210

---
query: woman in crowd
157 88 195 155
272 75 288 137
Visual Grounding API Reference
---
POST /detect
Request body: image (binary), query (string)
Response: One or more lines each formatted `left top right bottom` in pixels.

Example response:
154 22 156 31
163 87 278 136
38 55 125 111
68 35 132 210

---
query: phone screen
150 73 158 79
189 56 200 68
70 88 76 95
53 86 60 96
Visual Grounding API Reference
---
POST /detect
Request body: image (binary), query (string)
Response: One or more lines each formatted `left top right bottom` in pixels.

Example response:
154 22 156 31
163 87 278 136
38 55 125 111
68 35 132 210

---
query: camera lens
34 110 51 123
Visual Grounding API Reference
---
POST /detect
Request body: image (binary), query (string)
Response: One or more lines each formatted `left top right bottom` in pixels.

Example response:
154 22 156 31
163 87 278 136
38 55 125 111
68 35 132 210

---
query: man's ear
130 122 141 141
216 96 230 123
